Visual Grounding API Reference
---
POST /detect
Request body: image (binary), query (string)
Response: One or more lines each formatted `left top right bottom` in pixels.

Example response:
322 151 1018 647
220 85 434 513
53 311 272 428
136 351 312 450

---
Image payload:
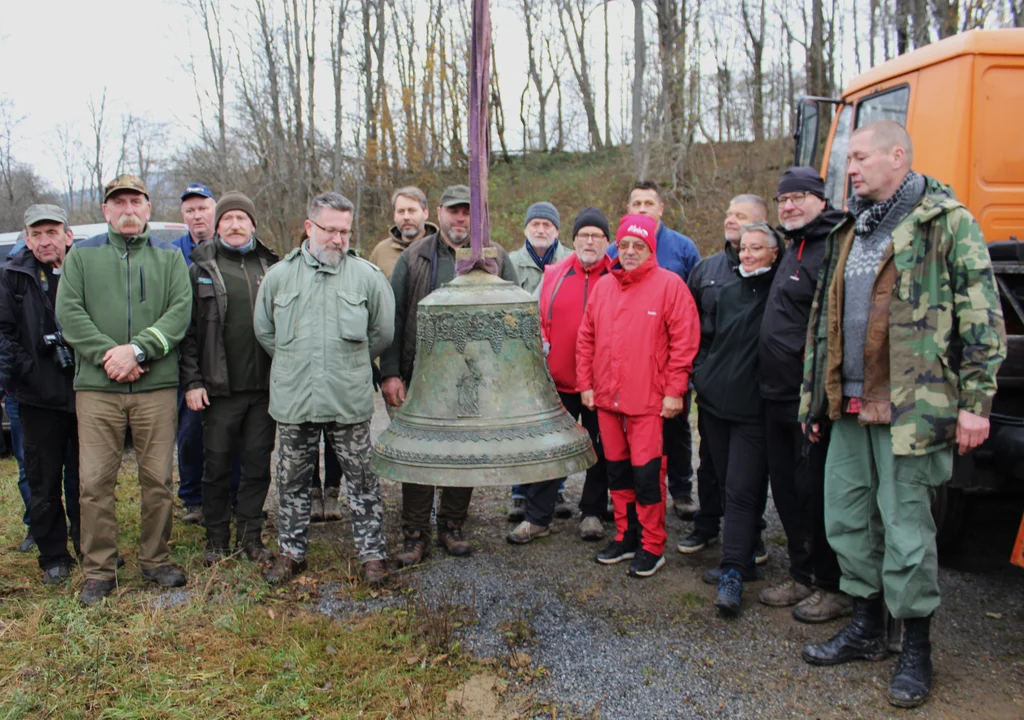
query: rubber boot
802 595 889 666
888 616 933 708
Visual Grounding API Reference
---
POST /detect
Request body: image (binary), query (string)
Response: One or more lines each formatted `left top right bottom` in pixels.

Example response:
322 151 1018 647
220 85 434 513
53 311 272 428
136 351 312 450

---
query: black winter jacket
693 264 778 424
0 247 75 411
758 208 849 405
687 242 740 368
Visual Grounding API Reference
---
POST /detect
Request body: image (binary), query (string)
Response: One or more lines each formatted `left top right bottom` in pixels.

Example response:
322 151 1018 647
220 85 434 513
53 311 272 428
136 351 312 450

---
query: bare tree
1011 0 1024 26
190 0 229 158
740 0 766 141
519 0 555 151
0 98 22 205
87 90 109 207
330 0 351 189
52 122 81 215
557 0 604 150
631 0 645 168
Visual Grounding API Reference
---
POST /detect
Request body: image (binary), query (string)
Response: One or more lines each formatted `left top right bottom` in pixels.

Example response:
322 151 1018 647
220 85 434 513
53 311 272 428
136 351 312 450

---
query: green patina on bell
371 268 597 486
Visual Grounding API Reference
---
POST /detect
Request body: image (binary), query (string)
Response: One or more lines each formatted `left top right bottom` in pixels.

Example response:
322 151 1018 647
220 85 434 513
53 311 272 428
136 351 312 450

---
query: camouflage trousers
275 421 387 563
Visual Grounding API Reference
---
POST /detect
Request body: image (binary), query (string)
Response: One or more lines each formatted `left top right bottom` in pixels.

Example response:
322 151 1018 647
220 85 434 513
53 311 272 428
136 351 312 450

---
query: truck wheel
932 484 969 552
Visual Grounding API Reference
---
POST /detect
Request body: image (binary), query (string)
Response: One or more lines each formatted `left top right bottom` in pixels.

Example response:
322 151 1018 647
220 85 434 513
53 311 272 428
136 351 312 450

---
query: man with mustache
56 174 193 606
254 192 395 587
179 191 279 568
368 187 438 280
380 184 518 567
172 184 217 526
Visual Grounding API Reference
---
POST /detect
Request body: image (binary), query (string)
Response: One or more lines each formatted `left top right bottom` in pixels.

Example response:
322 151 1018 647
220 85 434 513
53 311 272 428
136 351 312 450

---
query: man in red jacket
507 207 613 545
577 214 700 577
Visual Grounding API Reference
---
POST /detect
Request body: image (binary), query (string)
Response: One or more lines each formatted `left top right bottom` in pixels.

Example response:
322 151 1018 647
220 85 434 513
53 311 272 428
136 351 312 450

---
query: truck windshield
855 85 910 128
825 105 854 207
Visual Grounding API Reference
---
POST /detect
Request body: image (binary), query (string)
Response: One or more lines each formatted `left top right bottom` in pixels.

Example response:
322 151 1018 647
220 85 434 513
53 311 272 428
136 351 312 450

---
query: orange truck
793 28 1024 551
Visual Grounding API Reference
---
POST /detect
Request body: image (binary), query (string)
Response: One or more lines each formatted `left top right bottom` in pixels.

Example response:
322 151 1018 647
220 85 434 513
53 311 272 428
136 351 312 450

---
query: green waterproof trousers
824 415 952 619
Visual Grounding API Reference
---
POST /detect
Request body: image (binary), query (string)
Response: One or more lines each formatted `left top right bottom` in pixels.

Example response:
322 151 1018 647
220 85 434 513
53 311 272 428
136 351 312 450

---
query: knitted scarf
847 170 923 239
526 239 559 270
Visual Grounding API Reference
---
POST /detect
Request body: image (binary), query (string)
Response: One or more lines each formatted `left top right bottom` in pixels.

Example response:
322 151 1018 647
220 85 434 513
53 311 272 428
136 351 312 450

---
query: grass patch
0 456 475 718
671 591 705 609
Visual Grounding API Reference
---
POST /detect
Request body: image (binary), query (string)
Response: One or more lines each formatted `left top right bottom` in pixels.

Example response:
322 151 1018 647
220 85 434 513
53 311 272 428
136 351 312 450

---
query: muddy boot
264 555 307 585
394 529 431 568
241 535 273 564
437 521 473 557
310 487 325 523
803 595 888 666
888 616 933 708
363 559 389 587
323 488 342 522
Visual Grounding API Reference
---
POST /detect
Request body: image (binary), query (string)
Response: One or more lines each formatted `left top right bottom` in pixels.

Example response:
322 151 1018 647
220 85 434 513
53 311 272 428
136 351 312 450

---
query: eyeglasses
576 232 607 243
739 244 773 253
310 219 353 239
774 192 810 207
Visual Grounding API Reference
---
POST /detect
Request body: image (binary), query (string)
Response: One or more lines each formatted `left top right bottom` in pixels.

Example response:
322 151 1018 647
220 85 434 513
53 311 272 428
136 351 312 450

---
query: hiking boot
363 559 389 587
702 565 756 585
793 589 853 624
595 537 638 565
323 488 343 522
204 546 229 567
395 529 430 568
802 596 888 666
264 555 308 585
310 488 325 523
888 616 933 708
437 522 473 557
672 494 698 520
759 578 813 607
677 531 718 555
627 550 665 578
41 564 72 586
17 532 36 553
579 516 605 541
507 497 526 522
506 520 550 545
141 564 187 589
182 505 204 525
554 492 572 519
79 578 116 606
753 536 769 565
715 569 744 616
241 536 273 564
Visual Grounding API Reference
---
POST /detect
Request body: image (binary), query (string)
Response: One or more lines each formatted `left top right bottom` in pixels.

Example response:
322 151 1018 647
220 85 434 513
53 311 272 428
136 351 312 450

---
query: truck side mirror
794 98 820 167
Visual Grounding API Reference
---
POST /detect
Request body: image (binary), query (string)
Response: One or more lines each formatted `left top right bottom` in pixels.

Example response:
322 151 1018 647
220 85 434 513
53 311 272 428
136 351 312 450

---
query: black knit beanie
572 207 611 241
777 167 826 199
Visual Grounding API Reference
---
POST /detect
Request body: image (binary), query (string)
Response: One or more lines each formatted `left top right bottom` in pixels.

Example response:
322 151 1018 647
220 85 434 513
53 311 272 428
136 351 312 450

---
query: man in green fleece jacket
56 174 193 606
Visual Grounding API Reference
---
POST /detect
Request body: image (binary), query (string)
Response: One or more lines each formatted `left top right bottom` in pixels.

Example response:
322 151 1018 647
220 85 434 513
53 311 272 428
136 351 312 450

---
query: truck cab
794 28 1024 546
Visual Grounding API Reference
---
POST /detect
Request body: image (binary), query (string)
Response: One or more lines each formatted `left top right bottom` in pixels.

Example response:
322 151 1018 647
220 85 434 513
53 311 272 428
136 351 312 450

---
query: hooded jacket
759 207 848 405
368 222 439 280
687 241 740 368
538 252 610 393
0 247 75 411
576 255 699 416
800 176 1005 456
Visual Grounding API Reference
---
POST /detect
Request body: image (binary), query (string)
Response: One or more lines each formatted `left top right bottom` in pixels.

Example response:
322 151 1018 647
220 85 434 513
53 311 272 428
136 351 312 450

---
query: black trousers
764 400 840 591
701 409 768 576
21 403 80 570
310 430 343 490
664 392 693 499
523 391 608 526
202 391 276 547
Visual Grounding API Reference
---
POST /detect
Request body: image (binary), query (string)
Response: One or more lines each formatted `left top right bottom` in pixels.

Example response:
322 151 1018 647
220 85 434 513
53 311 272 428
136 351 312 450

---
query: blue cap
181 183 215 202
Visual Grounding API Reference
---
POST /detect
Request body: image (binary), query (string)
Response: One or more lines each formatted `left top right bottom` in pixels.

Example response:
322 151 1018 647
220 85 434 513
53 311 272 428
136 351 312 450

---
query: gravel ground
292 397 1024 719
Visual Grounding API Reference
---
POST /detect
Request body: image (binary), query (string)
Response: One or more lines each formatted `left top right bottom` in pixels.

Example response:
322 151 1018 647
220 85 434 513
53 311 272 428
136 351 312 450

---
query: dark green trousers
202 391 276 547
401 483 473 534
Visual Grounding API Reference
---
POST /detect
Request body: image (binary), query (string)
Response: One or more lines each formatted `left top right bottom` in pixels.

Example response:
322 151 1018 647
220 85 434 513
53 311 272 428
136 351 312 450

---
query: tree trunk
631 0 645 169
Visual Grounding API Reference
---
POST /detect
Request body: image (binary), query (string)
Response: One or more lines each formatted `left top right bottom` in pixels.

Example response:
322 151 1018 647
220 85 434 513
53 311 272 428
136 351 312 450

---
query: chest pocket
338 291 369 343
196 282 218 319
273 291 300 345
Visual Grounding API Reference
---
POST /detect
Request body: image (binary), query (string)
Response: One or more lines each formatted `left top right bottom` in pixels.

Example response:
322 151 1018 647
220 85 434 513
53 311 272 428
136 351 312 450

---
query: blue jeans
177 388 205 507
511 478 566 500
6 395 30 527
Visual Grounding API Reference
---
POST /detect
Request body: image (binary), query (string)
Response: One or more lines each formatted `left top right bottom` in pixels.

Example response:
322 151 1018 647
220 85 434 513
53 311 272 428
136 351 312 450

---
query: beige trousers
76 388 177 580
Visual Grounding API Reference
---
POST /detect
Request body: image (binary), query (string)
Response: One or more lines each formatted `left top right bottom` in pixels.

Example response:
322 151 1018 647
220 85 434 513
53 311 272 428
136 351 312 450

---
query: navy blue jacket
171 232 200 266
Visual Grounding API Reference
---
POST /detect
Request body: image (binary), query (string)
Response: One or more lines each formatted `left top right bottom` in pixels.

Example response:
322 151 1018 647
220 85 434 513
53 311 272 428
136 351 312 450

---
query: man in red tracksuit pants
577 213 700 577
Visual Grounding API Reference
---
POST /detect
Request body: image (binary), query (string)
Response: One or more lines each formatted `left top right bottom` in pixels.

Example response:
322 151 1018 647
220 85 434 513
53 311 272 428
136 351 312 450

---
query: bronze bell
371 268 597 486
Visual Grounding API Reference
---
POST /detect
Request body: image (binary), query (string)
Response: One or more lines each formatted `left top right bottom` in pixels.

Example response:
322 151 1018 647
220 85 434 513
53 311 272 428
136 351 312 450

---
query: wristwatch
131 344 146 363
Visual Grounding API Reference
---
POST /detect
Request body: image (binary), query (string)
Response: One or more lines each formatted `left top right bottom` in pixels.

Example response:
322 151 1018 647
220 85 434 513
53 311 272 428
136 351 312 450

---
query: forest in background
1 0 1021 252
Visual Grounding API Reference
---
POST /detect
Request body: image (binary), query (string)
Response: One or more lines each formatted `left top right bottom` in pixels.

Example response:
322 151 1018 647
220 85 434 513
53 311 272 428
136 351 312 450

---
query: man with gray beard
254 192 395 587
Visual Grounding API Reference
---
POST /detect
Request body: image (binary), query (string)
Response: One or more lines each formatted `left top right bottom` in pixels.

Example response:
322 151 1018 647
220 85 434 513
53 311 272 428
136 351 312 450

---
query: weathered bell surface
372 268 597 486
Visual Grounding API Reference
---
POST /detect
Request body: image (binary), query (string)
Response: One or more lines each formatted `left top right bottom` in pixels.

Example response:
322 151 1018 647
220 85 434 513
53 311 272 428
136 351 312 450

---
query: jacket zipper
140 265 147 302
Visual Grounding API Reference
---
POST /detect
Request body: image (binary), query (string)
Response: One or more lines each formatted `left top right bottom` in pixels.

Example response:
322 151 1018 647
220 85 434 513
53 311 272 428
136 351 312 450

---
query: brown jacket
821 223 898 424
368 222 439 280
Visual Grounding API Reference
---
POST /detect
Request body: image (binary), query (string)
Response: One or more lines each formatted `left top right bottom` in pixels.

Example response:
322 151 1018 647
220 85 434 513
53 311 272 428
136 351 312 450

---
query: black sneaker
753 536 769 565
676 531 718 555
595 538 638 565
41 564 72 586
79 578 116 606
702 565 756 585
141 564 187 588
627 550 665 578
17 532 36 553
714 569 744 616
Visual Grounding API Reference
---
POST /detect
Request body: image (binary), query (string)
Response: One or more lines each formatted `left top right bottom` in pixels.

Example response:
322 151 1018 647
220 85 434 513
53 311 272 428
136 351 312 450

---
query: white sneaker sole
596 551 636 565
628 555 666 577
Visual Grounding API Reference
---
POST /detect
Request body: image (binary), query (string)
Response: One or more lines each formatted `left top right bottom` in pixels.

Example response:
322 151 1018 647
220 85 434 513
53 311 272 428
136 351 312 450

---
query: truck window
824 104 854 207
855 85 910 128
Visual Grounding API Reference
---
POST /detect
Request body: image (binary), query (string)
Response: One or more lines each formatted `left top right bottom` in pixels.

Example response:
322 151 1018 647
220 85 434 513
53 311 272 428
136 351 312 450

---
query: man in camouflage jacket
799 121 1006 709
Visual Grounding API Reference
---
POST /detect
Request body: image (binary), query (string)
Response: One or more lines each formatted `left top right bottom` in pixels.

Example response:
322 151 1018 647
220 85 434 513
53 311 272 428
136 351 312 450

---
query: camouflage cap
104 174 149 202
439 185 471 207
24 203 68 227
